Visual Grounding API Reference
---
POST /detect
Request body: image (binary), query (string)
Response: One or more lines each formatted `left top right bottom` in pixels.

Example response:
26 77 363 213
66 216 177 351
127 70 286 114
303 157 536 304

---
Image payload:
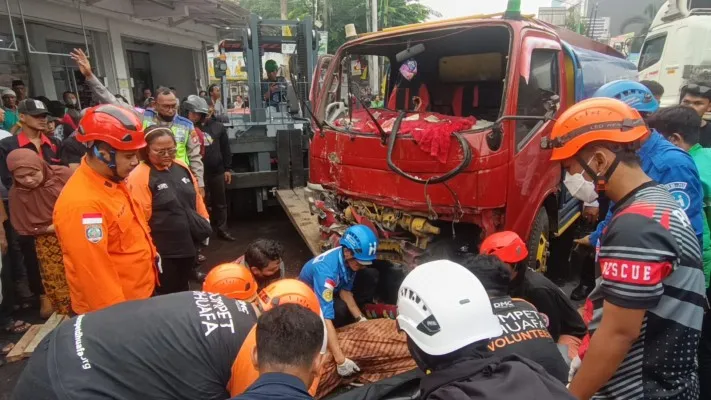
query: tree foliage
238 0 436 52
564 8 588 35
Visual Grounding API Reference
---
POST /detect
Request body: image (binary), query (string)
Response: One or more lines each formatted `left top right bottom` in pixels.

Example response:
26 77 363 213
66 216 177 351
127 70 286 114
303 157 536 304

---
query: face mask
563 171 598 203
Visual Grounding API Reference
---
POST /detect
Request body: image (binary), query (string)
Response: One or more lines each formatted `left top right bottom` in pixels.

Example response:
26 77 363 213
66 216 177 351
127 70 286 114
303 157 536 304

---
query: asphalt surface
0 206 312 398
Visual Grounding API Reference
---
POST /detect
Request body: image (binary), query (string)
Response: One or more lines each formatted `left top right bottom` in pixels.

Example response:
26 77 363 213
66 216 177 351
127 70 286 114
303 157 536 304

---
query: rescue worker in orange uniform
227 279 325 397
53 105 158 314
12 280 324 400
202 266 324 397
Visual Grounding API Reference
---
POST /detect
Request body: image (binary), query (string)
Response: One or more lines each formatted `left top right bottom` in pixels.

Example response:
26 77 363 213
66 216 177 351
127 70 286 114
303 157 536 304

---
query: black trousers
19 234 42 296
205 173 228 231
699 291 711 399
156 257 195 295
333 267 380 328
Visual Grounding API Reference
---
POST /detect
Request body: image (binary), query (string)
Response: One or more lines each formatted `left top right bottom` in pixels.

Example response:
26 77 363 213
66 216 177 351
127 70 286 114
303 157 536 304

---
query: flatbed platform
276 188 321 257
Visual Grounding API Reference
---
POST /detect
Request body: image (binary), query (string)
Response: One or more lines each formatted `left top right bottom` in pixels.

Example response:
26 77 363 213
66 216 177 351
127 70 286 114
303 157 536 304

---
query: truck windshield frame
317 23 514 135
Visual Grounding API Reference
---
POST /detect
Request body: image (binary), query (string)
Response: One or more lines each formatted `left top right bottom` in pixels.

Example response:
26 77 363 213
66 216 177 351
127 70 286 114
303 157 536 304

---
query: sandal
1 343 14 355
4 320 31 334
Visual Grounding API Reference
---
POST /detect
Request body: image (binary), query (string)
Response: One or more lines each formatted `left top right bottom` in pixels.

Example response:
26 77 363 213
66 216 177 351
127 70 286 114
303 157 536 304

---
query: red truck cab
305 14 636 272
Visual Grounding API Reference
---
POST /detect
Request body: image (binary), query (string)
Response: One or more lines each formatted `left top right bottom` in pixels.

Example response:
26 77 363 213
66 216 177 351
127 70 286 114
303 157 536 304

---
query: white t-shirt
0 129 11 140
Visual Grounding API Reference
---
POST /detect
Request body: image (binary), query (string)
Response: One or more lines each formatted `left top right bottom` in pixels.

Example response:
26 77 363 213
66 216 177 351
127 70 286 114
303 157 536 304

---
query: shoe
217 229 236 241
570 283 593 302
197 253 207 263
39 295 54 319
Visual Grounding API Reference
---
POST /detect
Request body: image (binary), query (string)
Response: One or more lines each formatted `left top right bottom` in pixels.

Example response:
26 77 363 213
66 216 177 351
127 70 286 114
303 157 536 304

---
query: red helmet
77 105 146 151
480 231 529 264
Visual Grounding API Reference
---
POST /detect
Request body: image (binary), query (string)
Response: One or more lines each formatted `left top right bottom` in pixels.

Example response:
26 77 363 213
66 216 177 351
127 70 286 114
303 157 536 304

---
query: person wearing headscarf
8 149 73 315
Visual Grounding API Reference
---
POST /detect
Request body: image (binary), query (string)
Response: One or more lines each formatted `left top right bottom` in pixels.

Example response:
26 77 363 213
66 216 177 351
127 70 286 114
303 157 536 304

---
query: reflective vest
142 111 192 165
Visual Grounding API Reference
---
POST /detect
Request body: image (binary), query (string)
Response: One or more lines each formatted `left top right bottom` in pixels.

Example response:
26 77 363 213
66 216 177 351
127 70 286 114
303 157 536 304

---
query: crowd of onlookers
0 48 240 364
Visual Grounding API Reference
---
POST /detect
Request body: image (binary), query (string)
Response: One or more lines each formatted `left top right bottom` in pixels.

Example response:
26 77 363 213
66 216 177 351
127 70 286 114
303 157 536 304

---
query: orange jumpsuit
228 325 321 397
53 159 157 314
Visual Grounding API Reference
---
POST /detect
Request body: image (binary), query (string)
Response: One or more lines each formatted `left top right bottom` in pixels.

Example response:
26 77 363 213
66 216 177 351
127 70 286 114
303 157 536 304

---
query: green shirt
689 143 711 288
2 107 18 131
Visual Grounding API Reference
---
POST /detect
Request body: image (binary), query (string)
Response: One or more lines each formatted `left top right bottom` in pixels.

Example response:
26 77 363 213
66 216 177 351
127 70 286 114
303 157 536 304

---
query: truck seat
387 80 430 111
452 82 503 118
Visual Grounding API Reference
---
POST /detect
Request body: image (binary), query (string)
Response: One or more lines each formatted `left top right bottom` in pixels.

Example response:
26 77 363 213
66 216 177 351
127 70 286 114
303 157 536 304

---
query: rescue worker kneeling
11 280 325 400
397 260 575 399
231 304 324 400
480 231 586 360
299 224 380 377
463 254 569 383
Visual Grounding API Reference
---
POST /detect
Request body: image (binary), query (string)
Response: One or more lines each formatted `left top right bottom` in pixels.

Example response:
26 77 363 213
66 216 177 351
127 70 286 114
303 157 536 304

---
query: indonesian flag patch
82 213 104 244
325 278 336 290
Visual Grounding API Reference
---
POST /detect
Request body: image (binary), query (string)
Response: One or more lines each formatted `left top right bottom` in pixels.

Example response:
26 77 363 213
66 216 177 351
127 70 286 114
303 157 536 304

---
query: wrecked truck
296 12 637 274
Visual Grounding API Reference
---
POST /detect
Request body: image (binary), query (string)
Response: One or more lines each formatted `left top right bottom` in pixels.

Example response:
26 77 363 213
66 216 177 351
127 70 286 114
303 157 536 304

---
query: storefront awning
92 0 251 30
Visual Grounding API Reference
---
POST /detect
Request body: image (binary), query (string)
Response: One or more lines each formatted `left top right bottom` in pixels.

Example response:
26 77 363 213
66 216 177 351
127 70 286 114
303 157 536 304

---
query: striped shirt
587 182 705 399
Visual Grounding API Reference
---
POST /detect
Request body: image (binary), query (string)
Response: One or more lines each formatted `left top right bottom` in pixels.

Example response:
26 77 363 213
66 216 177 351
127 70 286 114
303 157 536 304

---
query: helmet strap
576 153 620 193
93 146 122 182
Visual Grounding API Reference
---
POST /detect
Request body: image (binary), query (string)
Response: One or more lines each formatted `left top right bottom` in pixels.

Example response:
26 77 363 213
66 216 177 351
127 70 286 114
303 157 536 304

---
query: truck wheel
526 208 550 273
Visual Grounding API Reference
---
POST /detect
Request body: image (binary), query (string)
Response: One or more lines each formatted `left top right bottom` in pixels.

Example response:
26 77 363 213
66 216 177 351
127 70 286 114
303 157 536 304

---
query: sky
418 0 558 20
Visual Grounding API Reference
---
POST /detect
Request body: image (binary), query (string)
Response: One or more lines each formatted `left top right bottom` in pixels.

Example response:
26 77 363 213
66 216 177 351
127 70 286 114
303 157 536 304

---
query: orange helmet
480 231 529 264
77 104 146 151
548 98 649 161
203 263 258 302
257 279 320 314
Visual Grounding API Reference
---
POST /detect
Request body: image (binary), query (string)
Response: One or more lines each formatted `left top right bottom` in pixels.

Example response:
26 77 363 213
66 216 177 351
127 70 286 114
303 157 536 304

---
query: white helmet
396 259 502 356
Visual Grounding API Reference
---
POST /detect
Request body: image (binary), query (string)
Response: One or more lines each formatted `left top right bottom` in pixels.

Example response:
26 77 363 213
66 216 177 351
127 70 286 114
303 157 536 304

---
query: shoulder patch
322 288 333 302
82 213 103 243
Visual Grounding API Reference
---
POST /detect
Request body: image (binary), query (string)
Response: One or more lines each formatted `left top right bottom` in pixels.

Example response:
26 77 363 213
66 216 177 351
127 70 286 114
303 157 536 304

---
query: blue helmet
593 80 659 113
340 224 379 263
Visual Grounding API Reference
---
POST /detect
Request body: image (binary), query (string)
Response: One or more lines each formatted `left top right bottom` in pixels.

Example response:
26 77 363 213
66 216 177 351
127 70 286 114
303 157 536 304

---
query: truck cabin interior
339 25 511 125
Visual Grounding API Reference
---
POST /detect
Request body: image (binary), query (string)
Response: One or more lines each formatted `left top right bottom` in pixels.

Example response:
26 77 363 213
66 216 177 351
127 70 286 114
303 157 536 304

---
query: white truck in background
638 0 711 107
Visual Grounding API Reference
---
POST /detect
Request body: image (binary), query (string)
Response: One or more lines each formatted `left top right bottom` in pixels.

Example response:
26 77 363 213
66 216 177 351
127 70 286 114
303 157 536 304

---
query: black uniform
201 119 232 233
419 353 575 400
147 163 203 294
13 292 257 400
488 296 569 383
510 269 587 341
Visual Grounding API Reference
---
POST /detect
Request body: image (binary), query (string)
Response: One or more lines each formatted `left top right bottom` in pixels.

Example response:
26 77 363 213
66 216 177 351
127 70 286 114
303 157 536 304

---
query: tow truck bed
276 187 321 256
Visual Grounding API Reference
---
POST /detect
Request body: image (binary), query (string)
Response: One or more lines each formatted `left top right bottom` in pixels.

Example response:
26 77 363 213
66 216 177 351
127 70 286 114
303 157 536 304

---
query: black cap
17 99 49 116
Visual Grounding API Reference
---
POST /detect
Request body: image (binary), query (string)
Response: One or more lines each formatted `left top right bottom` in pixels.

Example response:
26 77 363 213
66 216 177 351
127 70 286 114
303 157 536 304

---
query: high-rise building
584 16 611 42
551 0 565 6
584 0 664 37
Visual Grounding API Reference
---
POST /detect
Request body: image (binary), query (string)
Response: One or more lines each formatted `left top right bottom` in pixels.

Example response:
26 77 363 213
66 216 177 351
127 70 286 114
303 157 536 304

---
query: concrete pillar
107 19 132 104
25 24 55 98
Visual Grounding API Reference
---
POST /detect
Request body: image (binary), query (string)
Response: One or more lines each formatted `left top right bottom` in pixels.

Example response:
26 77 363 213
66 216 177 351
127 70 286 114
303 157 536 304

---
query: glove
568 356 582 383
358 316 368 323
337 358 361 377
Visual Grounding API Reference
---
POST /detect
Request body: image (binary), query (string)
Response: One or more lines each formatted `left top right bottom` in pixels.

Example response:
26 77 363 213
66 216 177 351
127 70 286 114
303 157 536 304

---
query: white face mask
563 171 598 203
